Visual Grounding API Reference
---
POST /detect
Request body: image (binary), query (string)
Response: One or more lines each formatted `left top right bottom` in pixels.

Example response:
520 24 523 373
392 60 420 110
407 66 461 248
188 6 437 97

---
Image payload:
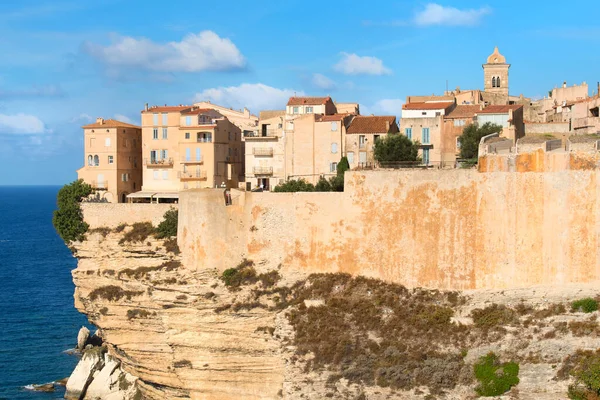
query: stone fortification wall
178 170 600 291
81 203 177 229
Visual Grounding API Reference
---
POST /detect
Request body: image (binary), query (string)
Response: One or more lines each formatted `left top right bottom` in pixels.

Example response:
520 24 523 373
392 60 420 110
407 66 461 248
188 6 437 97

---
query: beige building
77 118 142 203
244 97 357 189
476 105 525 142
400 101 456 166
135 105 243 202
482 47 510 104
193 100 258 132
441 105 481 162
345 116 398 168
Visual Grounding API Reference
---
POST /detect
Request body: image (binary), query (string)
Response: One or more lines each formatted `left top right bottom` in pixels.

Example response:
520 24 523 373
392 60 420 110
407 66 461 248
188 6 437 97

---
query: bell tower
483 46 510 100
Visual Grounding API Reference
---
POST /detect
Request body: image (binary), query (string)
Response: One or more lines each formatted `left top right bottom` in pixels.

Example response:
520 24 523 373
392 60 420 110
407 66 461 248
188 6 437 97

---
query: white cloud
0 113 46 134
114 114 136 124
372 99 405 115
414 3 491 26
194 83 304 113
312 73 336 90
0 85 65 99
83 30 246 73
333 53 391 76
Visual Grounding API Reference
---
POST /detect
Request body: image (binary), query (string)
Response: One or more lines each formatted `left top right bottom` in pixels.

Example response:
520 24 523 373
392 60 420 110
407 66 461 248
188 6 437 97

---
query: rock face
76 326 90 351
70 228 600 400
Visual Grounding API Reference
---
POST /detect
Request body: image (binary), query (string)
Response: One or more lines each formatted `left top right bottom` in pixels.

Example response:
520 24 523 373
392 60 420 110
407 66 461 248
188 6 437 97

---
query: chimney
563 81 567 88
96 117 104 125
145 103 149 111
385 120 390 131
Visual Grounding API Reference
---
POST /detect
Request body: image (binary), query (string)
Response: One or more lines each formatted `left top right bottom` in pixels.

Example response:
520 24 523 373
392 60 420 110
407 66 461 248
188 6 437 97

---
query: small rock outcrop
76 326 90 351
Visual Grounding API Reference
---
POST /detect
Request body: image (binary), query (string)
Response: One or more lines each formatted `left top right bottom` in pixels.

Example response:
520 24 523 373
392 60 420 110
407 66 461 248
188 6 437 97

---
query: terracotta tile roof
347 116 396 134
445 105 481 119
478 105 523 114
82 119 140 129
402 102 455 110
259 110 285 120
287 96 331 106
317 114 350 122
142 105 191 113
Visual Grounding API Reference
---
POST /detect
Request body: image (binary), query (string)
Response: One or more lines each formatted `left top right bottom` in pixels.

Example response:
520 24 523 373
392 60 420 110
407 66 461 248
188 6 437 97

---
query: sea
0 186 90 399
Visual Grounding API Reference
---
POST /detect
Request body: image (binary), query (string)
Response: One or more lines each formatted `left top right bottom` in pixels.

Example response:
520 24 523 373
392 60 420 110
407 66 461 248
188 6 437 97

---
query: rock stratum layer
71 227 600 400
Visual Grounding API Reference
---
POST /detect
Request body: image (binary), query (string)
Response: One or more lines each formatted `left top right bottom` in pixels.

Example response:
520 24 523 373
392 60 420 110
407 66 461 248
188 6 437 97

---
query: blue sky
1 0 599 185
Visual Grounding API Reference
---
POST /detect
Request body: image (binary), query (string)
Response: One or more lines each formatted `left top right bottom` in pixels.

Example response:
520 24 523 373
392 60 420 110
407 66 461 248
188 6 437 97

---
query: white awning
127 191 179 199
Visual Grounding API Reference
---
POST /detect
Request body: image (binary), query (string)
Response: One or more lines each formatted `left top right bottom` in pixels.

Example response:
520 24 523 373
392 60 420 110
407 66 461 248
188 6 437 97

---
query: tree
458 122 503 160
336 156 350 176
373 135 419 164
53 180 92 243
155 208 178 239
315 176 332 192
273 179 315 192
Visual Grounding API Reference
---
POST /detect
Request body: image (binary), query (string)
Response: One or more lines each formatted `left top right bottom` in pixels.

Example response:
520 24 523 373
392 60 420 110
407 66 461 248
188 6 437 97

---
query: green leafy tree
273 179 315 192
53 180 92 243
155 208 178 239
336 156 350 176
458 122 503 160
315 176 332 192
373 134 419 164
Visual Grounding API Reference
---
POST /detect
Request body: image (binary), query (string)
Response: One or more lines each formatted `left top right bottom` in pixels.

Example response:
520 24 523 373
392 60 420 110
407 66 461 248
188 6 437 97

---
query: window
306 106 313 113
133 157 137 167
330 162 338 172
421 128 430 144
359 135 366 149
121 173 129 182
160 149 168 160
456 137 461 150
108 155 114 164
374 135 380 143
124 139 128 148
359 151 367 163
497 77 501 88
162 128 168 139
423 148 430 165
278 123 283 129
293 106 299 114
162 113 168 125
492 77 496 88
185 116 192 126
453 119 466 127
162 170 168 180
150 150 157 163
105 138 111 147
435 112 441 117
405 127 412 140
421 112 427 116
331 122 338 131
185 132 190 139
152 128 158 140
93 155 99 166
347 152 354 164
153 113 159 125
196 148 201 161
153 170 159 180
331 143 338 154
87 155 93 166
228 132 231 141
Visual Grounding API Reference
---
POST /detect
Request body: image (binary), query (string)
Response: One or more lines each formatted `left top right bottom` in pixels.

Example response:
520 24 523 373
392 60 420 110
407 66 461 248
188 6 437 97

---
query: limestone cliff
71 227 600 400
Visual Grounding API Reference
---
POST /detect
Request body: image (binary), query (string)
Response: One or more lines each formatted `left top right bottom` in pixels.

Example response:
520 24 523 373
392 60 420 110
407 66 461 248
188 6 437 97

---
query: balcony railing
253 166 273 175
144 158 174 167
90 180 107 190
196 137 212 143
244 129 278 139
178 170 208 180
180 156 204 164
253 147 274 156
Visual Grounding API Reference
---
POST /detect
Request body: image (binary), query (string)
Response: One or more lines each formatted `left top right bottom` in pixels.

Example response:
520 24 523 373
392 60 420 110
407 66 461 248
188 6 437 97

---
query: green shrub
566 350 600 399
89 285 143 302
119 222 156 244
53 180 92 243
221 259 257 289
156 208 178 239
273 179 315 192
572 298 599 313
373 134 419 164
315 176 332 192
471 304 518 328
474 352 519 397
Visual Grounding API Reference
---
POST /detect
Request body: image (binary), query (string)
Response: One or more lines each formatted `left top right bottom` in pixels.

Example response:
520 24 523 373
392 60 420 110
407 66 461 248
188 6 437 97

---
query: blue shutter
185 148 191 161
196 148 201 161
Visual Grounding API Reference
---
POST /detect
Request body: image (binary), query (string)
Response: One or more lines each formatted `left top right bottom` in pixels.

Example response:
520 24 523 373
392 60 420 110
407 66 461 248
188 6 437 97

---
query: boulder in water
29 383 55 392
65 346 106 400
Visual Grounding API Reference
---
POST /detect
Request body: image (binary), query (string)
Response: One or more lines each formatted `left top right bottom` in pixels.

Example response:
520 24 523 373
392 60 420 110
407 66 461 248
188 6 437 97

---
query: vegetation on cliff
572 298 599 313
473 352 519 396
273 156 349 192
155 208 178 239
52 179 92 243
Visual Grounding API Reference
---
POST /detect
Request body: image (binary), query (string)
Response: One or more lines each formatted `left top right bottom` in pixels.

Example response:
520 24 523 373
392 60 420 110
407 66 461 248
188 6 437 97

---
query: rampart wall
81 203 176 229
177 170 600 291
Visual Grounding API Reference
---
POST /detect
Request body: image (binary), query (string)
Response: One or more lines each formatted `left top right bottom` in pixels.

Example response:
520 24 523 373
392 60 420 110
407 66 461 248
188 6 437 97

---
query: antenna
446 80 449 94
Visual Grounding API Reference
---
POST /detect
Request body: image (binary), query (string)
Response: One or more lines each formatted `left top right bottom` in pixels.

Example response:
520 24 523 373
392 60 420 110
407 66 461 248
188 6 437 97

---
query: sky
1 0 599 185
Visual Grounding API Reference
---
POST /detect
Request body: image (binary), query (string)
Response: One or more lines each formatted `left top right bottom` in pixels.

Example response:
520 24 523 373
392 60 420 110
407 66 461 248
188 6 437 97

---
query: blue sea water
0 186 90 399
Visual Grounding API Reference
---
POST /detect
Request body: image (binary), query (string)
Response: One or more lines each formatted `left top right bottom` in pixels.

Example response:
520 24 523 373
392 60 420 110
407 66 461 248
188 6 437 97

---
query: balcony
90 180 107 190
244 129 278 139
253 166 273 175
178 170 208 181
253 147 274 156
144 158 174 168
180 156 204 164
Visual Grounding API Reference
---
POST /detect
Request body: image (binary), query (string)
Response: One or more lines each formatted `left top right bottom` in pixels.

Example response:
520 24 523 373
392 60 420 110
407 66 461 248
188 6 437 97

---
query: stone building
441 105 482 162
132 104 243 202
482 47 510 104
476 105 525 142
345 116 399 168
77 118 142 203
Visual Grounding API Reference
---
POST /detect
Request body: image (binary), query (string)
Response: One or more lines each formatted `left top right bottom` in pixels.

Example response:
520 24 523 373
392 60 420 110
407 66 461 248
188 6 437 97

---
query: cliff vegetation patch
572 298 599 313
119 222 156 244
155 208 178 239
119 260 181 280
473 352 519 397
53 179 92 243
89 285 143 302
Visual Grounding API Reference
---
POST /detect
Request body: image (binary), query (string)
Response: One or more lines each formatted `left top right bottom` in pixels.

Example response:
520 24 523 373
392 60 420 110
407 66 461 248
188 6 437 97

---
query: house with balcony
400 101 456 166
571 95 600 134
132 104 243 202
77 118 142 203
345 116 399 168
